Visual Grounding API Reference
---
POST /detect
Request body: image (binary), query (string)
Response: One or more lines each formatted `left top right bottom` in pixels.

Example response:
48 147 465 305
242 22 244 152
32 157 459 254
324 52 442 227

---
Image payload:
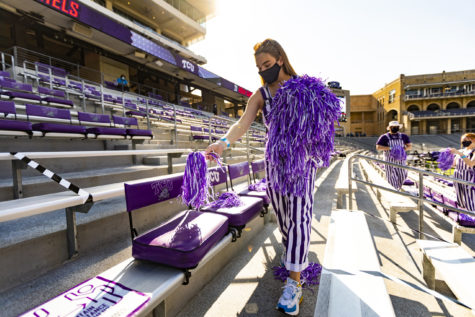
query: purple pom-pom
208 192 243 208
208 151 224 169
437 148 454 171
389 145 406 161
272 262 322 290
169 222 201 248
458 213 475 226
266 75 341 197
182 152 212 209
248 178 267 192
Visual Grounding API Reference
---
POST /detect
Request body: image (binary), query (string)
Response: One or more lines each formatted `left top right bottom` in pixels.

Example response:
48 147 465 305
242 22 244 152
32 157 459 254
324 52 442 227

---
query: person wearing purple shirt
376 121 412 190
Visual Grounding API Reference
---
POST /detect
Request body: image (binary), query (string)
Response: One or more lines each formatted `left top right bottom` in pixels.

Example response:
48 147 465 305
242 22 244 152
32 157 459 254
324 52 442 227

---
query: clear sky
190 0 475 95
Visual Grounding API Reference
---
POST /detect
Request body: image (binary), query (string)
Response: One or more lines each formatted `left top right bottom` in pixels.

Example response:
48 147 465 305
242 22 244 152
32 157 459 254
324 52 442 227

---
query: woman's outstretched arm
205 89 263 160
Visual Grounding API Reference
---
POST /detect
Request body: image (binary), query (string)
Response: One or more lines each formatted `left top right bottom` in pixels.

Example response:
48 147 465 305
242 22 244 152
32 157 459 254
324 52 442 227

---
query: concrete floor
1 158 474 316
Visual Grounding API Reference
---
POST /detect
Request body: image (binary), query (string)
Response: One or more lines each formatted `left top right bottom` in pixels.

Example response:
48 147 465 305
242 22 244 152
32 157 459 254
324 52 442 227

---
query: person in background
212 103 218 116
116 74 129 91
449 133 475 213
376 121 412 190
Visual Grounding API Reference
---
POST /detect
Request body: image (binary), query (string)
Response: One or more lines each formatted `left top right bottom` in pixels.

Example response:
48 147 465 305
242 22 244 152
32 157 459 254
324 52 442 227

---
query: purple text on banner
19 276 150 317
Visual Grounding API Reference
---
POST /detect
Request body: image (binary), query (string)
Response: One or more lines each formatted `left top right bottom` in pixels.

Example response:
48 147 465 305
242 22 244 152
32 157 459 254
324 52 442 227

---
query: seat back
190 126 203 133
0 101 16 118
0 79 32 92
227 161 250 189
250 160 265 181
78 112 111 125
112 115 138 128
124 175 184 213
26 104 71 121
208 166 227 187
38 86 66 98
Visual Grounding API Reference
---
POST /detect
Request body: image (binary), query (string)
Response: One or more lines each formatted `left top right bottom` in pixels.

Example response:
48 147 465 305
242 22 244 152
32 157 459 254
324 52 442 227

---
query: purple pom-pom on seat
265 75 341 197
437 148 454 171
208 192 243 208
248 178 267 192
389 145 406 161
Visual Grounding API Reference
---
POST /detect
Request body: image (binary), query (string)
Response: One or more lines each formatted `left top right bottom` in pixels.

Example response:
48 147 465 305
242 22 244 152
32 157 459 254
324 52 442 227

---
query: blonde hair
461 133 475 146
254 39 297 85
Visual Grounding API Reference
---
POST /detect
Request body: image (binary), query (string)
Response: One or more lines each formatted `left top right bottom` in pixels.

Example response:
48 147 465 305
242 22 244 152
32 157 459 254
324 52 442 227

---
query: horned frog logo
150 179 174 200
238 166 245 175
46 108 58 117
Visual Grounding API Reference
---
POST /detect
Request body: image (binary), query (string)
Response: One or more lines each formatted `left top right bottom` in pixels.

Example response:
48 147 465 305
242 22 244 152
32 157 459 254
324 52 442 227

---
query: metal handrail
348 154 475 239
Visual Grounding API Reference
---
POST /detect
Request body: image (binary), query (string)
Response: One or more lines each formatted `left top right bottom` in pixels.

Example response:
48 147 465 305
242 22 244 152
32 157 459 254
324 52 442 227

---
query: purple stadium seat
124 175 229 275
38 86 74 107
112 115 153 138
201 167 264 230
0 80 42 102
190 125 208 140
26 104 86 136
228 161 270 207
77 112 127 137
0 101 33 134
0 71 10 77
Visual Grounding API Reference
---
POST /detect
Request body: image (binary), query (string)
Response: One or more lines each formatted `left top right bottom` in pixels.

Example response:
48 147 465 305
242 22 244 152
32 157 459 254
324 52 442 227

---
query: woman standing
205 39 315 315
450 133 475 213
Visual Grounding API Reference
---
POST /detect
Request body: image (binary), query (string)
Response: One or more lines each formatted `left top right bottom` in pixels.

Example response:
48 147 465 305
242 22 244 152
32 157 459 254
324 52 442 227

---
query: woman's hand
449 148 462 156
205 142 225 161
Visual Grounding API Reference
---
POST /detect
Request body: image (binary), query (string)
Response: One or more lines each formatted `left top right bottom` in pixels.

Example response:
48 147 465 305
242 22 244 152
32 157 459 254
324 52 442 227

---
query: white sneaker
276 277 302 315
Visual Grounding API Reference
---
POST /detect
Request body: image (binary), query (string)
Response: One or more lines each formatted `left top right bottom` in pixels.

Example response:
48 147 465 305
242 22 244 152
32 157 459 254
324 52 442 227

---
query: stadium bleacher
0 10 474 317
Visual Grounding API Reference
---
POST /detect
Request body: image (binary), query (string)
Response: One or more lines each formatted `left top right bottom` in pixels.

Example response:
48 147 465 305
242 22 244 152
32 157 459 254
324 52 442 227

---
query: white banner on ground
20 276 150 317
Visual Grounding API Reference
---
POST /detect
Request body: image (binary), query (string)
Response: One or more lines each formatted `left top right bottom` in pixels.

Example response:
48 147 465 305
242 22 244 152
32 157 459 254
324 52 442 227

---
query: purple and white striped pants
266 164 317 272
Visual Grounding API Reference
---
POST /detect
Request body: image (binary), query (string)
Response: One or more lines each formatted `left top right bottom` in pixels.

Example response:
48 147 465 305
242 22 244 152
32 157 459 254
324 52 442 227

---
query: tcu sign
181 60 195 73
209 170 221 184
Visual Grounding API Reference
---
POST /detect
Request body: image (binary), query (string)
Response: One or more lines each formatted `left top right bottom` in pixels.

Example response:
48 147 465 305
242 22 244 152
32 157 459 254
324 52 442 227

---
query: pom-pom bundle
272 262 322 290
389 145 406 161
248 178 267 192
265 75 341 197
181 152 212 209
437 148 454 171
208 192 243 208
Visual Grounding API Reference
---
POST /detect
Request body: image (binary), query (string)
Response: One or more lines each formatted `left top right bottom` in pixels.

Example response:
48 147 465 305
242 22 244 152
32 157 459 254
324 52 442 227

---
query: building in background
350 70 475 136
328 81 351 137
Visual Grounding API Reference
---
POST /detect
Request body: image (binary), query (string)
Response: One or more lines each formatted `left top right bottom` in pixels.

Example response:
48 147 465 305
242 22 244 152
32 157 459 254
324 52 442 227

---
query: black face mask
390 126 399 133
462 140 472 147
259 63 281 84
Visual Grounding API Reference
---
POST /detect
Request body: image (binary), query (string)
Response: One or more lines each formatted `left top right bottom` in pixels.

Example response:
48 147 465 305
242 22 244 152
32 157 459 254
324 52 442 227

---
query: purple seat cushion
87 127 127 136
0 119 32 132
127 128 153 137
33 123 86 134
193 135 209 140
201 196 263 227
403 179 415 186
132 210 229 268
4 91 41 101
238 188 270 205
42 97 73 107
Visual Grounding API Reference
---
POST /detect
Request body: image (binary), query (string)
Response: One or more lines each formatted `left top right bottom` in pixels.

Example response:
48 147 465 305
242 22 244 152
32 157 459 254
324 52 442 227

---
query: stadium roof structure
1 0 252 100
